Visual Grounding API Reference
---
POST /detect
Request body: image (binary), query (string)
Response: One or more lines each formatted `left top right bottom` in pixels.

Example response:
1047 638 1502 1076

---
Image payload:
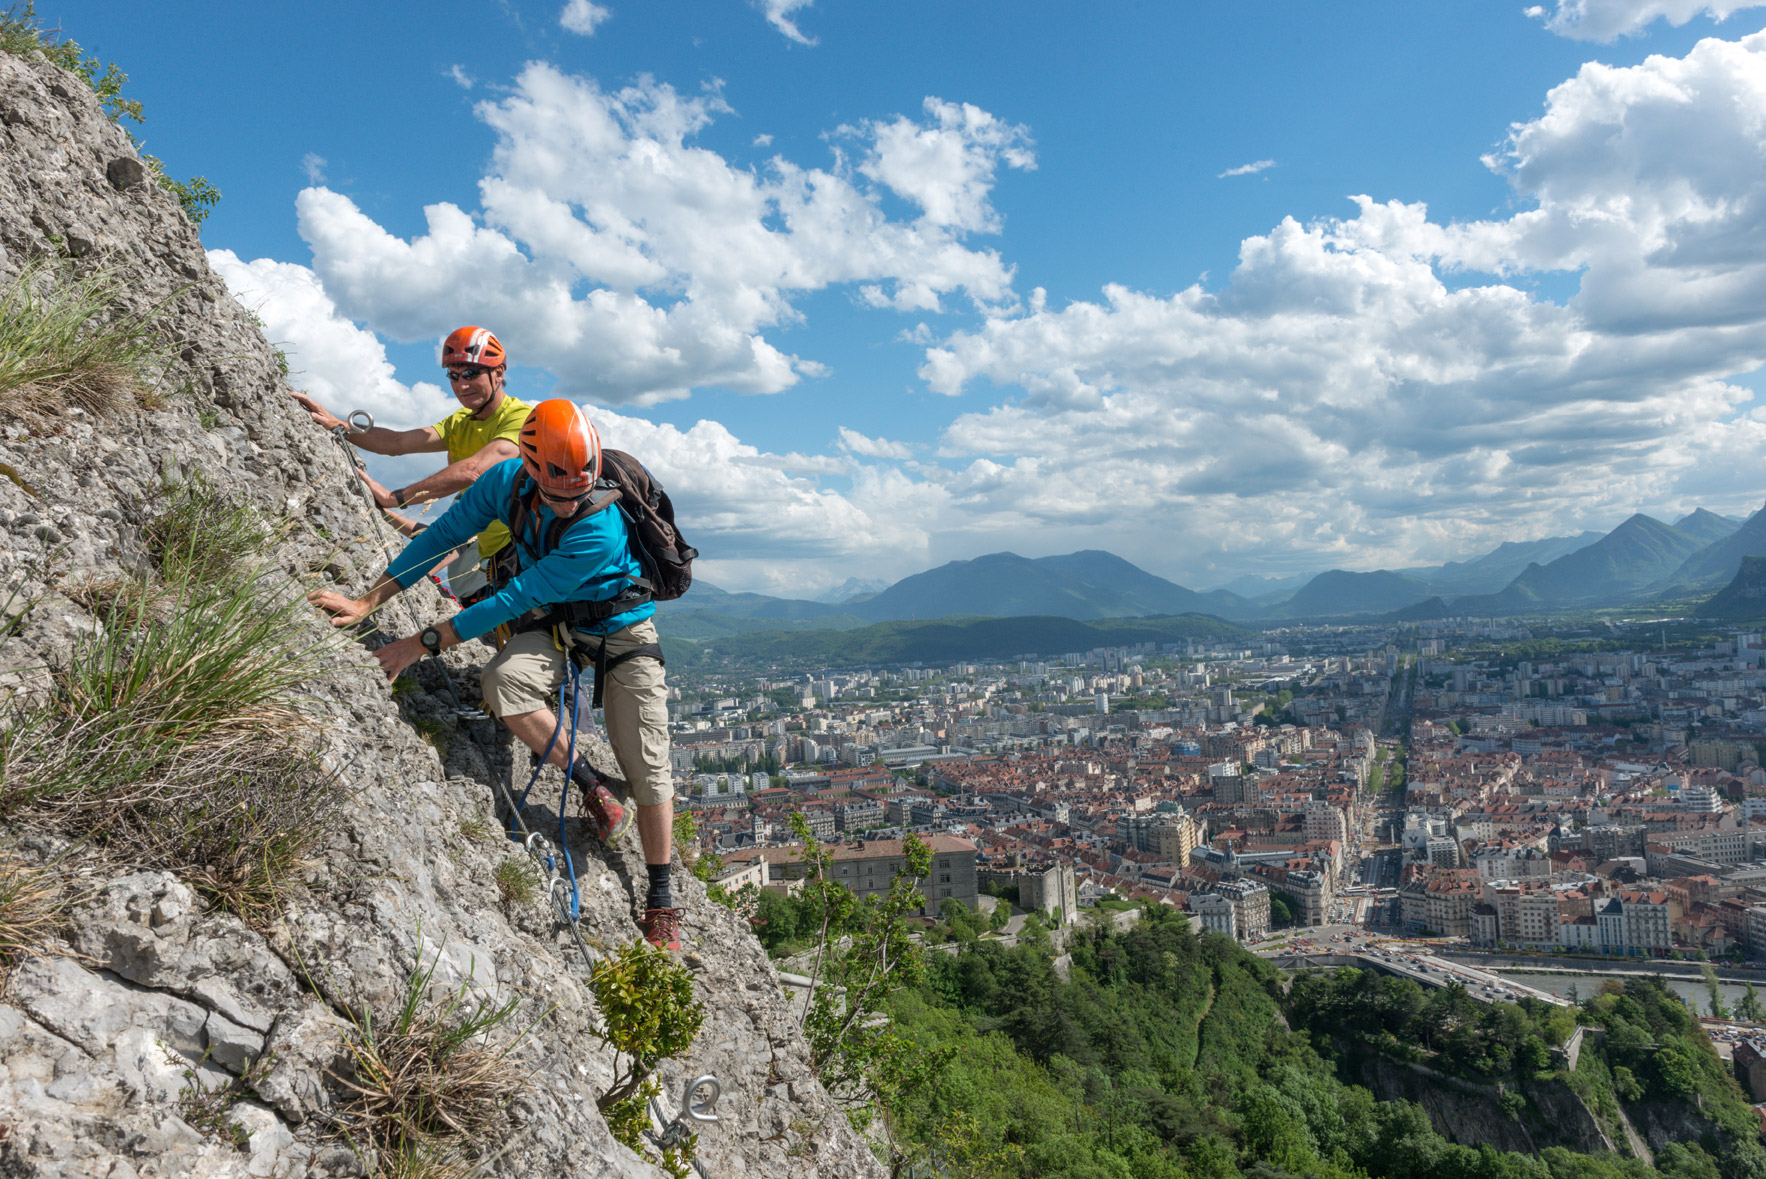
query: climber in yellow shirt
291 326 531 600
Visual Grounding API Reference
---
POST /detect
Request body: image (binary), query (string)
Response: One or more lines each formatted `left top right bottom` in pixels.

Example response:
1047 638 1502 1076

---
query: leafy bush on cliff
889 907 1739 1179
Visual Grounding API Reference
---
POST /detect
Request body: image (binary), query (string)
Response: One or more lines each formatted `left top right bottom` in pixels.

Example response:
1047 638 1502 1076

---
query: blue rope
557 659 584 921
507 657 586 922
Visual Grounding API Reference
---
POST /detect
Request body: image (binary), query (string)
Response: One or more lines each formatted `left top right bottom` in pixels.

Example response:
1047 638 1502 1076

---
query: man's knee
480 632 563 718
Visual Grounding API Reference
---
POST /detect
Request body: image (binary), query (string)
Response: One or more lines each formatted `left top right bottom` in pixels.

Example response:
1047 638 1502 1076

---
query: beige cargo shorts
479 618 672 807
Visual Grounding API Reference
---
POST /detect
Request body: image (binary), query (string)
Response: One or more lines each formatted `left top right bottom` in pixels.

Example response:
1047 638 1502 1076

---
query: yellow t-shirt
433 394 531 559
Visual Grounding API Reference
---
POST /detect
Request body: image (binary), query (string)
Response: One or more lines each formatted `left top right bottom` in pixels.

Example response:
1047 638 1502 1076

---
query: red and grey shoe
641 907 683 952
581 782 633 845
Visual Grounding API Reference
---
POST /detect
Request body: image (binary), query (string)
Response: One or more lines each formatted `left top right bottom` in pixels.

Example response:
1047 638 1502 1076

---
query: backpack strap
509 581 655 639
505 474 622 569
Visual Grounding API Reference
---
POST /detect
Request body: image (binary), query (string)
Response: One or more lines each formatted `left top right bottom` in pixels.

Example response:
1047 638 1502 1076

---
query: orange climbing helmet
519 399 601 498
440 326 506 370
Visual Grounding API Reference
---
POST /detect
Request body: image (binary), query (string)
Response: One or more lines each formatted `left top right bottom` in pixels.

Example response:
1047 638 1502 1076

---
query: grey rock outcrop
1346 1051 1617 1157
0 47 884 1179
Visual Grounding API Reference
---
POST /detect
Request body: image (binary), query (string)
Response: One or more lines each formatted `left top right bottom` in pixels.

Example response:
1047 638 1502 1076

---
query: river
1492 968 1758 1016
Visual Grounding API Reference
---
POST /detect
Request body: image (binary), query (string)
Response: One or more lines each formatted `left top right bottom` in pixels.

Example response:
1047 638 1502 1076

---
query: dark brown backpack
505 448 698 603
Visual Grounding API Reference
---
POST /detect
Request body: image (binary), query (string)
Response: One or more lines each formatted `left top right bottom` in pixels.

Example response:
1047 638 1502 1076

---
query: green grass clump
492 856 538 907
0 259 173 422
0 569 342 921
143 469 272 584
0 479 345 923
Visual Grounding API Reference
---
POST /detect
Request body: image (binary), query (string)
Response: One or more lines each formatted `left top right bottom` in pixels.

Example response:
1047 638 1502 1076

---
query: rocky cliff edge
0 48 883 1179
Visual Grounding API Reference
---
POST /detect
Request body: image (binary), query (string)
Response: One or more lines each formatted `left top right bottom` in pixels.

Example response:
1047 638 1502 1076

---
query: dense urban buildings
664 616 1766 958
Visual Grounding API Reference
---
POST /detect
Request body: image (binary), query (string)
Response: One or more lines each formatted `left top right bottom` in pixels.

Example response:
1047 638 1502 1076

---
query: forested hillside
885 907 1763 1179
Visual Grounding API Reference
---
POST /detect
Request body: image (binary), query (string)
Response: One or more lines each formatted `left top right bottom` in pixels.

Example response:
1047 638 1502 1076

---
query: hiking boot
571 759 630 802
641 906 683 952
581 782 633 845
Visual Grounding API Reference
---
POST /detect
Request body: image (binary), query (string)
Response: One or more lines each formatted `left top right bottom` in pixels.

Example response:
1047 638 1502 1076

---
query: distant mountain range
811 577 888 604
661 612 1248 671
658 502 1766 636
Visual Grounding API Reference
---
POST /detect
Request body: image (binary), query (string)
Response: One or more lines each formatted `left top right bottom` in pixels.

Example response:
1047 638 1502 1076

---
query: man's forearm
355 427 417 456
360 571 408 612
395 458 482 505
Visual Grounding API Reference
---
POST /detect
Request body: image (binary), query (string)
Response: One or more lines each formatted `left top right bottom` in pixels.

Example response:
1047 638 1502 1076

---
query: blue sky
46 0 1766 593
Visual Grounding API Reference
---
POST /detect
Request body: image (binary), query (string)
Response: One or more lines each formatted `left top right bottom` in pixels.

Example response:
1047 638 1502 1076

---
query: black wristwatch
419 626 444 655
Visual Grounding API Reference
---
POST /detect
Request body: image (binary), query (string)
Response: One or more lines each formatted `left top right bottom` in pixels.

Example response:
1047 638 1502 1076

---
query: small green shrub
588 939 704 1172
157 173 221 225
0 259 173 421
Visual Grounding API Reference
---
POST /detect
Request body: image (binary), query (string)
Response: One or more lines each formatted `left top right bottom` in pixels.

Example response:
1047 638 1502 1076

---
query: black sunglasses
447 366 490 382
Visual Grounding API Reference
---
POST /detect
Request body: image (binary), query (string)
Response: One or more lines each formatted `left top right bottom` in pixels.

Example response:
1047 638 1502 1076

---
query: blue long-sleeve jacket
386 458 655 642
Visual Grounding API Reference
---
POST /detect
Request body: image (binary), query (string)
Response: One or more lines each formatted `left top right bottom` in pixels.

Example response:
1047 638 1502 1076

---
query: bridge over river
1261 947 1572 1007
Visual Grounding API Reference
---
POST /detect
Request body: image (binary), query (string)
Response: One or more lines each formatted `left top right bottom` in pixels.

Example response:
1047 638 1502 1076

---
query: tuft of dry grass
333 950 536 1178
143 469 273 585
0 850 58 990
61 573 149 619
0 259 174 424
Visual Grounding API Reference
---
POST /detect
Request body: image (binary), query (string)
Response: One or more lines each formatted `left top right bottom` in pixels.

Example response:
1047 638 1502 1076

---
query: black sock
646 863 672 910
570 759 601 789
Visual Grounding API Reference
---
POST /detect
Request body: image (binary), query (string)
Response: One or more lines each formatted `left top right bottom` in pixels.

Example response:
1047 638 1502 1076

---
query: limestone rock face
0 49 883 1179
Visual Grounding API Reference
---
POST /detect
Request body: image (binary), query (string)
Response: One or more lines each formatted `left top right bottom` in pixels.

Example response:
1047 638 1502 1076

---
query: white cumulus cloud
207 249 455 431
300 152 326 184
590 408 939 591
851 98 1035 233
560 0 611 35
761 0 817 45
446 64 474 90
1218 159 1275 178
913 31 1766 575
1533 0 1766 40
293 65 1031 405
837 427 914 459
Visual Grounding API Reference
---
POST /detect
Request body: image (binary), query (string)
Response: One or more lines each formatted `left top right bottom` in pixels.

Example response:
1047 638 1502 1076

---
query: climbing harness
647 1075 721 1179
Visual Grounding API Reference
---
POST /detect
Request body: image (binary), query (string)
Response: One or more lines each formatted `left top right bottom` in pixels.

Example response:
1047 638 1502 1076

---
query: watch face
422 627 441 652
